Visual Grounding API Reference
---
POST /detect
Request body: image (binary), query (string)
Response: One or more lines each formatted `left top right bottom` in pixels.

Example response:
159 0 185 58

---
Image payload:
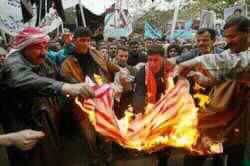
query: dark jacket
176 47 224 64
133 67 165 114
1 51 64 166
127 52 147 66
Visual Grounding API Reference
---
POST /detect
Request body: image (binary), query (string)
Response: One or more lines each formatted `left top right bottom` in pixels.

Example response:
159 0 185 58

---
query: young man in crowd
127 40 147 66
166 44 182 58
108 42 118 62
113 46 136 74
111 45 168 166
113 46 137 118
61 26 121 166
133 45 168 114
175 28 224 64
47 30 75 68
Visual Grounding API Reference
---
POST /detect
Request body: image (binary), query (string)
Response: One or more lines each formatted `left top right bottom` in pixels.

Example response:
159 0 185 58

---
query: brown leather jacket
199 80 250 146
61 48 120 83
61 48 120 164
61 47 120 125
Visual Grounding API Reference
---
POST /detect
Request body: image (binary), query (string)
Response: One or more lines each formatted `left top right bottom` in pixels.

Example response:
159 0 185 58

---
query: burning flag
75 77 222 154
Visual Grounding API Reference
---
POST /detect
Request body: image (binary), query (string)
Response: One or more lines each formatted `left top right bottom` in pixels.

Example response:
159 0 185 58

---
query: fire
94 73 103 85
75 76 221 154
117 81 200 152
194 94 210 110
193 83 210 111
75 98 96 125
191 83 223 155
117 108 133 136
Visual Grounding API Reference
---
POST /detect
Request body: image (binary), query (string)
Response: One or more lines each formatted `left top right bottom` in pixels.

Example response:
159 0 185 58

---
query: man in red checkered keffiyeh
8 27 50 57
1 27 95 166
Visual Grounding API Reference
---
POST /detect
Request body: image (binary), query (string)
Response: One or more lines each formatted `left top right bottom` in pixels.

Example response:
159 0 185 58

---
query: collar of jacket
72 48 109 72
14 51 41 72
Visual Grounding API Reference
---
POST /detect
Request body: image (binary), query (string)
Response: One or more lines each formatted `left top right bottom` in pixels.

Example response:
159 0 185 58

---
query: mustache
39 53 46 58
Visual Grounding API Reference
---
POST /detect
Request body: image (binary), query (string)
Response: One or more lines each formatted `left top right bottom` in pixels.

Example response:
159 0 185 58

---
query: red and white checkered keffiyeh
8 27 49 56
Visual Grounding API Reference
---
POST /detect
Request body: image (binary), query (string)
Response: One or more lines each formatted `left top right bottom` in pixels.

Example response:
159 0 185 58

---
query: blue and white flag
103 4 133 39
172 30 194 40
144 21 162 39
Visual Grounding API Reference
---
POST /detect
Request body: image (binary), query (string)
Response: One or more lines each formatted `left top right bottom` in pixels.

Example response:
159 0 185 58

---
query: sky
63 0 116 15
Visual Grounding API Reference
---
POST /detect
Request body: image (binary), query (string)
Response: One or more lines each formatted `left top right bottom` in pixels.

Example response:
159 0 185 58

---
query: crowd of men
0 15 249 166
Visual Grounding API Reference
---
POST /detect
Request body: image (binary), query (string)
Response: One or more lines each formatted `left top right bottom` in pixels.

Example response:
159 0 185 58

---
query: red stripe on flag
96 108 115 126
96 122 125 144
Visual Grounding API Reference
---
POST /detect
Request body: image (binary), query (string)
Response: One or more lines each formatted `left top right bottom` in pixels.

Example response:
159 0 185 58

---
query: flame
118 108 134 136
115 78 200 152
94 74 103 85
167 77 175 90
191 83 223 155
194 94 210 110
75 97 96 125
75 77 221 155
193 83 210 111
120 99 199 152
209 143 223 154
194 82 205 91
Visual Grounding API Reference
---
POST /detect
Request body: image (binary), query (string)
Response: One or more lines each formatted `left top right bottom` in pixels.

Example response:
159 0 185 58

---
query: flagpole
75 17 79 27
114 0 119 28
45 0 47 14
38 0 42 25
170 0 182 39
61 23 64 34
1 31 7 45
79 0 87 27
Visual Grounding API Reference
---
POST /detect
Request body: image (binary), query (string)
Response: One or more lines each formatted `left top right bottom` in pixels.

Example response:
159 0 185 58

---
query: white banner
39 9 63 34
224 5 247 21
0 0 62 36
0 0 36 36
200 10 216 29
104 9 133 39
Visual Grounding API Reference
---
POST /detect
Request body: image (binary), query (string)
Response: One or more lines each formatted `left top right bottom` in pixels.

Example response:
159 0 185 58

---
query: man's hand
173 65 193 78
62 83 95 98
188 71 215 86
8 130 45 151
118 69 133 91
